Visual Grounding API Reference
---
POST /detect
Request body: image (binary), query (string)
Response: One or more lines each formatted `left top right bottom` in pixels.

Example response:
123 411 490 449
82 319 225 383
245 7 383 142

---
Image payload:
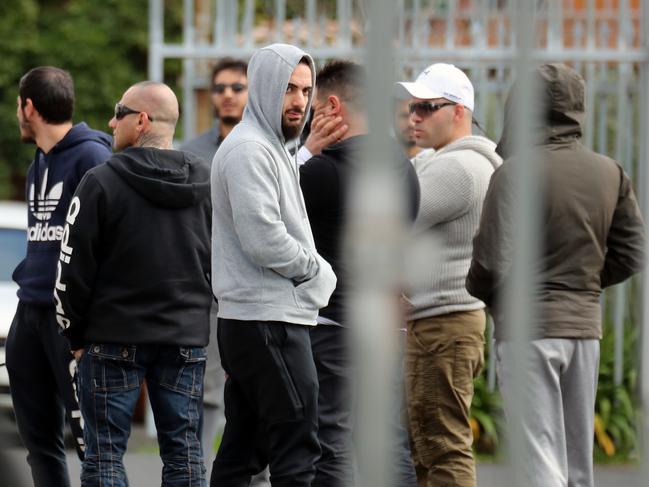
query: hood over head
107 147 210 208
497 63 585 159
243 43 316 144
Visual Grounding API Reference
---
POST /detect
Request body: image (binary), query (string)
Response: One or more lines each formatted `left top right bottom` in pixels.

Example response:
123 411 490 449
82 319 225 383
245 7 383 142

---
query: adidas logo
28 222 64 242
27 167 65 241
29 167 63 221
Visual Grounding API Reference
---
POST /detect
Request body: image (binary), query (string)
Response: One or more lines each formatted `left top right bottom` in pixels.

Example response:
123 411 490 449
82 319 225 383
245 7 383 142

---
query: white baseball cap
396 63 475 112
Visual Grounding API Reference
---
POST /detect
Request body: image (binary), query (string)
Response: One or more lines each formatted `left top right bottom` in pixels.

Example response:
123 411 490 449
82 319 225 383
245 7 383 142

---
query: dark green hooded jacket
466 63 645 340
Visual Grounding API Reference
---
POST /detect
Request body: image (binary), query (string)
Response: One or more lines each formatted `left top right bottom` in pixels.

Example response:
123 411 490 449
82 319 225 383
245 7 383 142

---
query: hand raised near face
304 113 348 156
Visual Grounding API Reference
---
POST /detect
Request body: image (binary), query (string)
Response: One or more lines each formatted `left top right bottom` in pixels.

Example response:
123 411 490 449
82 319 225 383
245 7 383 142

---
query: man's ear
328 95 342 115
454 103 467 121
22 98 36 119
138 112 151 129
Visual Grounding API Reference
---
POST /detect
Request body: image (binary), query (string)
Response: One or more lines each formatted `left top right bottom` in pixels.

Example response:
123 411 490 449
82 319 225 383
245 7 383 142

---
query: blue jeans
78 343 206 487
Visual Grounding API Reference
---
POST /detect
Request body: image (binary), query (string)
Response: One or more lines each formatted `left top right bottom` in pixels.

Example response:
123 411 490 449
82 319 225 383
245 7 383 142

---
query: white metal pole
504 0 539 484
638 0 649 482
351 1 404 486
148 0 164 82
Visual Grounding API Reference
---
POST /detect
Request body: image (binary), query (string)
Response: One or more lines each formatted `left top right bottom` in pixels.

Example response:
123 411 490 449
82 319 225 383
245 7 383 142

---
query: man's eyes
286 85 312 95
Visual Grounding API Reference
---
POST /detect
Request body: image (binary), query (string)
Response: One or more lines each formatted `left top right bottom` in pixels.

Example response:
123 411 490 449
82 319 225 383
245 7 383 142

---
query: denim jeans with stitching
78 343 206 487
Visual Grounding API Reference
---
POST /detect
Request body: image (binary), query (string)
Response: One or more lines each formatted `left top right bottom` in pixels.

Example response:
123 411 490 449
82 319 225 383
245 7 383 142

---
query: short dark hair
211 58 248 86
19 66 74 124
315 60 365 109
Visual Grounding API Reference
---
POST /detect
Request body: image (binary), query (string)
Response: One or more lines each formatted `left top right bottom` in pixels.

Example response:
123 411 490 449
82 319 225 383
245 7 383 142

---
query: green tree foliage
0 0 180 199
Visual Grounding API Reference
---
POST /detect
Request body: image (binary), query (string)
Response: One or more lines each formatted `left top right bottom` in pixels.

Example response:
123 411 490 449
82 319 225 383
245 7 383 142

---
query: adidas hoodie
211 43 337 325
56 147 212 350
13 122 112 305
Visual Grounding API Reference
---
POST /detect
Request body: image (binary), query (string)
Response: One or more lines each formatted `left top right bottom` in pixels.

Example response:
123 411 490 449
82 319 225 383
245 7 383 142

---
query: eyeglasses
408 101 456 118
211 83 247 94
114 103 154 122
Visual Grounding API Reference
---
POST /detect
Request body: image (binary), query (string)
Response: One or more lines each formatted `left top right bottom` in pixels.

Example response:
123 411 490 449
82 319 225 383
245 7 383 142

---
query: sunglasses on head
114 103 154 122
408 101 456 118
211 83 247 94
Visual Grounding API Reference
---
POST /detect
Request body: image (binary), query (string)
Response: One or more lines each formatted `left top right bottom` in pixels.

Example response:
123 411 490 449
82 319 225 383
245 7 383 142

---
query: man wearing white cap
397 64 501 487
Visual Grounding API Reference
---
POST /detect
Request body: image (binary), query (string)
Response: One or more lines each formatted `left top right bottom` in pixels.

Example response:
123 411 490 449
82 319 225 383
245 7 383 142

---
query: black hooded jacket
56 147 212 350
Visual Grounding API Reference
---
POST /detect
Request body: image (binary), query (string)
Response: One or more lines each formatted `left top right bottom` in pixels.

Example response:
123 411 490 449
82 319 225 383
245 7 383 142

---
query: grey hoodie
406 135 502 320
211 43 336 325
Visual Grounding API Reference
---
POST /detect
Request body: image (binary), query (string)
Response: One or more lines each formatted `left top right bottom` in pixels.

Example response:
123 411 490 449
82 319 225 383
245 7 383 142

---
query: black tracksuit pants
309 324 354 487
5 302 84 487
210 319 320 487
309 325 418 486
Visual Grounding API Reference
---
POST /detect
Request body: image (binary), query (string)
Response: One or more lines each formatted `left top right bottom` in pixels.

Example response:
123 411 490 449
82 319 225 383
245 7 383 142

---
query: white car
0 201 27 411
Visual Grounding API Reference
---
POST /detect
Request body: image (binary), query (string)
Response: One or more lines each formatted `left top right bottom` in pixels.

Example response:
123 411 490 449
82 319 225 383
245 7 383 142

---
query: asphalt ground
2 427 643 487
0 415 644 487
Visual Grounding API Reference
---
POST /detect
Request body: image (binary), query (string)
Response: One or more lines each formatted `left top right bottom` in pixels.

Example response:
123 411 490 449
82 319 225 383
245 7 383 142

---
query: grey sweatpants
496 338 600 487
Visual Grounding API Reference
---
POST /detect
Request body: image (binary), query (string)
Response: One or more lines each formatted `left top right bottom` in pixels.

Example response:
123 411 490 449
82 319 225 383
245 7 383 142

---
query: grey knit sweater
406 135 502 321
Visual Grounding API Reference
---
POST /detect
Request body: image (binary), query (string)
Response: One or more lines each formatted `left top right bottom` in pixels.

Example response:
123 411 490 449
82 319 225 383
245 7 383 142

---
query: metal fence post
503 0 539 484
639 0 649 481
349 1 404 486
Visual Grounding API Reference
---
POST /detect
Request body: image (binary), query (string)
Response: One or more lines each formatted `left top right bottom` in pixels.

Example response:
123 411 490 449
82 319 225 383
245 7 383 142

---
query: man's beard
396 129 416 149
20 133 35 144
220 115 241 126
19 120 35 144
281 115 304 141
402 137 416 148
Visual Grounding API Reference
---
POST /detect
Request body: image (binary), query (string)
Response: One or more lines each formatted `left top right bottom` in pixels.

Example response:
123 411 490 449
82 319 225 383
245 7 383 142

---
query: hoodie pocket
293 256 337 310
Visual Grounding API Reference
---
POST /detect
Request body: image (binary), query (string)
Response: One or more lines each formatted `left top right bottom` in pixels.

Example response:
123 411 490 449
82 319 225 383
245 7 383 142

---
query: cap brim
395 81 442 100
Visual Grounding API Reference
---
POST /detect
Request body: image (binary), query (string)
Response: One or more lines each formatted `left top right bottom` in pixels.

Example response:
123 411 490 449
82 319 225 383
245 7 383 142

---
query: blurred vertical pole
639 0 649 482
612 0 632 390
146 0 165 438
275 0 286 42
148 0 164 82
349 0 404 486
182 0 196 141
503 0 539 484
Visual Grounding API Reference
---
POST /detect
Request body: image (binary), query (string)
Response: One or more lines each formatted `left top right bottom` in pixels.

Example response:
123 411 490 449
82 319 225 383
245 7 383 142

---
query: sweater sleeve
55 172 106 350
414 155 473 233
222 142 319 283
600 167 645 288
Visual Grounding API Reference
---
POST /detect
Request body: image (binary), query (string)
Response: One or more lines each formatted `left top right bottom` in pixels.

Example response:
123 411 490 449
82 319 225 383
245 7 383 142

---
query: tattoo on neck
137 133 168 149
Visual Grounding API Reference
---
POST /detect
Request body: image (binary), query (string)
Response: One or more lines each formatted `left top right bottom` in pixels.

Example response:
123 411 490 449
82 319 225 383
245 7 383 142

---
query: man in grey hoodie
209 44 336 487
396 64 502 487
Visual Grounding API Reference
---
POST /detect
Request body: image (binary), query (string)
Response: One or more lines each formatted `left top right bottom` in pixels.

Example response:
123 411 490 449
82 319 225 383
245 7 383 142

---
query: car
0 201 27 411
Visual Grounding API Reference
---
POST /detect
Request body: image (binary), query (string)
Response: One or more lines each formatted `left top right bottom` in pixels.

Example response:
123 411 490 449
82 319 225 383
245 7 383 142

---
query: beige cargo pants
405 309 486 487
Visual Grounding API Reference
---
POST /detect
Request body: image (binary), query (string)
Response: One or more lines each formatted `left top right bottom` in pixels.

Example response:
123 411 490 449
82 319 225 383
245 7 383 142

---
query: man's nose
294 92 307 109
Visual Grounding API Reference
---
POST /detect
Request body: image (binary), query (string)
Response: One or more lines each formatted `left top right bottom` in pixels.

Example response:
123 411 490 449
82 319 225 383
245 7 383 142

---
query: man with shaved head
56 81 212 486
